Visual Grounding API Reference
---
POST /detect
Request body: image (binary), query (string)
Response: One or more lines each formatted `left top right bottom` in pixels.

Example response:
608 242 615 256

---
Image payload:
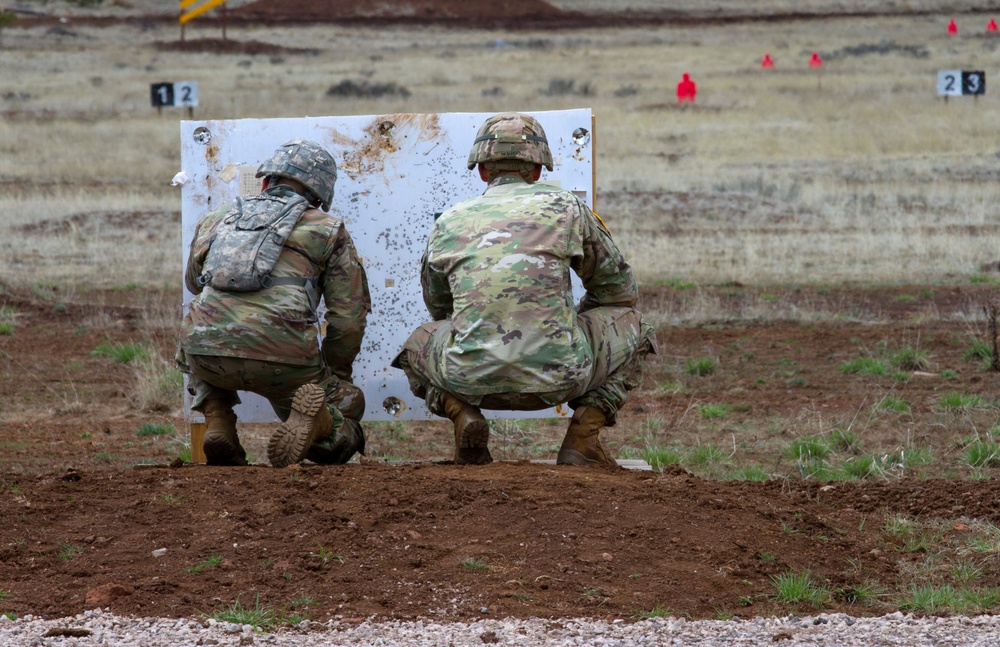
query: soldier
392 112 656 467
177 138 371 468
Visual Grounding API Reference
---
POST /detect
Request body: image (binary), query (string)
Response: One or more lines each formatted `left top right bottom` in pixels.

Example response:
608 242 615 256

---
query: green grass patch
686 444 729 466
770 570 831 608
57 543 84 561
826 428 861 452
963 339 992 362
642 445 683 471
840 455 886 480
936 392 984 412
685 357 717 377
460 557 489 572
90 341 150 364
186 554 224 573
634 604 672 619
839 357 888 376
136 422 175 437
878 396 910 413
785 437 830 462
208 595 296 631
964 440 1000 467
309 546 344 565
891 346 930 371
898 584 969 614
697 403 730 419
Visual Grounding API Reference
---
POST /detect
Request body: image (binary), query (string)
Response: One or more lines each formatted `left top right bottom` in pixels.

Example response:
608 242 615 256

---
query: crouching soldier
393 113 657 467
177 138 371 467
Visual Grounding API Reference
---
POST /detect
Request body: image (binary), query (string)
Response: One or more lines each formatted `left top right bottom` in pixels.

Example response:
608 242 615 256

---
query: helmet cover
256 138 337 210
467 112 554 171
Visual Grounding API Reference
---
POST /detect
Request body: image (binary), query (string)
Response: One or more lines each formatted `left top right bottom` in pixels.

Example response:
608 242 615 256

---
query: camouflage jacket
181 188 370 379
421 174 638 395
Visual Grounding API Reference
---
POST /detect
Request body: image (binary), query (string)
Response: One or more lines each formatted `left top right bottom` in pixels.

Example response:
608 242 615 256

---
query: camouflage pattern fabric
256 138 338 211
177 352 365 462
392 175 656 424
466 112 554 171
177 184 371 462
181 185 370 377
199 192 310 292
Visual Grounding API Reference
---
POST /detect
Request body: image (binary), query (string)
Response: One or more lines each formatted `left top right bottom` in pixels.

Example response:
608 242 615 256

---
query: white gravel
2 610 999 646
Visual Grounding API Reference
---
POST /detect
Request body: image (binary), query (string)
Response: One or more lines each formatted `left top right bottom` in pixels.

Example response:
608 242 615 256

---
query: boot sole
455 418 492 465
268 384 327 468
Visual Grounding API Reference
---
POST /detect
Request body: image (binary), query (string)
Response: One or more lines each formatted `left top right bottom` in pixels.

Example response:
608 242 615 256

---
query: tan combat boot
202 398 247 466
268 383 334 468
556 406 618 468
441 393 492 465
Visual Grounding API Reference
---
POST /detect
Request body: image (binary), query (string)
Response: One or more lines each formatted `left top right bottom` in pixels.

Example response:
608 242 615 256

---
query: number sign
150 81 199 108
937 70 986 97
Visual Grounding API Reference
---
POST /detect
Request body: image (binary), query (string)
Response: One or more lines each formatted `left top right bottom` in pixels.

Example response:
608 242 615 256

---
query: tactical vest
198 192 313 295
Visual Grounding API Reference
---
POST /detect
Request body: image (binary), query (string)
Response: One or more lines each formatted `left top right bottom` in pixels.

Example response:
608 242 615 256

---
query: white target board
180 110 594 423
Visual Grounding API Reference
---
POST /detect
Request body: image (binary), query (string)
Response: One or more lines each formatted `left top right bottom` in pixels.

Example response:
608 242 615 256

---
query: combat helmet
256 138 337 211
467 112 554 171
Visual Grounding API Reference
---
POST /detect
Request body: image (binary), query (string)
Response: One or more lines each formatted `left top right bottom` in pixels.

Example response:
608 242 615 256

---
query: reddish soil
2 283 999 622
9 1 986 32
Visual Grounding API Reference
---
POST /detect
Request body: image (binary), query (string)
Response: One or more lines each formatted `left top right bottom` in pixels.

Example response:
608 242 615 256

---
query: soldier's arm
571 201 639 312
320 226 371 382
184 217 213 294
184 206 230 295
421 248 453 321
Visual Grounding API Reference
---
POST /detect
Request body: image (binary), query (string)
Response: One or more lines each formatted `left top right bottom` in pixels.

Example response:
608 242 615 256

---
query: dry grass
2 3 1000 289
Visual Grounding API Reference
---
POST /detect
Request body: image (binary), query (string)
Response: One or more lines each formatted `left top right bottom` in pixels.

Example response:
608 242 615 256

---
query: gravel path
2 610 998 646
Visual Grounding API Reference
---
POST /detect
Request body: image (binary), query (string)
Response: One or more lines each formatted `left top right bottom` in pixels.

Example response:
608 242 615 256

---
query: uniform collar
487 174 529 190
262 185 300 199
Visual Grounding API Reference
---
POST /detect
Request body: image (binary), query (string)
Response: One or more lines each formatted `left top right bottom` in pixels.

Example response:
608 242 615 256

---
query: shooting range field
2 0 1000 626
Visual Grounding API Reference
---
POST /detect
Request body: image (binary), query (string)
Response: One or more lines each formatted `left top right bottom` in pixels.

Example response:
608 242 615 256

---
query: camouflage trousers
176 350 366 460
393 306 657 426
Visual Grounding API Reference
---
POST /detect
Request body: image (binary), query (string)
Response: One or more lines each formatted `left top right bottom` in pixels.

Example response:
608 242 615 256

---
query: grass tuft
685 357 717 377
90 341 150 364
460 557 489 572
136 422 175 437
839 357 888 376
770 570 831 607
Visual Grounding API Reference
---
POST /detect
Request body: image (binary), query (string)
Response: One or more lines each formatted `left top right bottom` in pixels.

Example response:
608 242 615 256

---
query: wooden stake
190 421 207 463
985 300 1000 371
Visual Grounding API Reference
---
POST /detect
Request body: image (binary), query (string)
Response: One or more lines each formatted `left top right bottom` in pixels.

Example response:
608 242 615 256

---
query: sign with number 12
150 81 199 107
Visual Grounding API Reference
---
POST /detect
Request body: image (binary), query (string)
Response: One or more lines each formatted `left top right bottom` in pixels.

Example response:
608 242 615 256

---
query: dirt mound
236 0 584 28
2 282 1000 622
153 38 320 55
6 461 996 622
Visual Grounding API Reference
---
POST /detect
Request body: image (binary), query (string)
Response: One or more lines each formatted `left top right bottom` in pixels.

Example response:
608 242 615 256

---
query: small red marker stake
808 52 823 89
988 18 998 32
761 53 775 69
676 72 697 104
948 18 958 34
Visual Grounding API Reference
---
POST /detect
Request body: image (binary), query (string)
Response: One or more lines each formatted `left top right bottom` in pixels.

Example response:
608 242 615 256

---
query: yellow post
189 422 207 464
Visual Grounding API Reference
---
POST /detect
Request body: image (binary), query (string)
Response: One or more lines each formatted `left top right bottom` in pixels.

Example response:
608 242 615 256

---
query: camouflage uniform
177 181 371 463
393 175 655 425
